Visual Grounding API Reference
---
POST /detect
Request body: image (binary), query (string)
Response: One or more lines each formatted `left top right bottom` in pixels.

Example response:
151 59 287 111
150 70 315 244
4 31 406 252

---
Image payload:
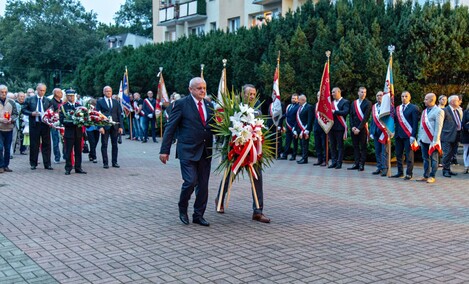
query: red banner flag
317 61 334 133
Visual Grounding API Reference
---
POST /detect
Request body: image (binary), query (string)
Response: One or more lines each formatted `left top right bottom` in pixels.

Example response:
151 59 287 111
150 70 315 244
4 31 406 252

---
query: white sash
144 98 155 113
396 105 412 138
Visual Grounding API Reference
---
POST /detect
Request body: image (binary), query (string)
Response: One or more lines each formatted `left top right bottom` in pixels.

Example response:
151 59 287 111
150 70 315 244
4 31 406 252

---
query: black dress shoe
380 172 387 177
193 217 210 226
75 169 87 174
358 165 364 171
449 171 458 176
443 172 452 178
372 170 381 175
179 212 189 225
112 163 120 168
31 166 37 170
391 173 404 178
289 156 296 161
20 152 27 155
65 171 71 175
328 164 337 169
404 175 412 180
335 164 342 169
277 156 287 160
297 159 308 164
93 160 97 164
103 164 109 169
45 166 53 170
348 165 359 170
313 161 323 166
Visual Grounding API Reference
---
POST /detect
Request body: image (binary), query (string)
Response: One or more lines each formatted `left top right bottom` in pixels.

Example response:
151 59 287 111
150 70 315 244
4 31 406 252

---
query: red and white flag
270 62 282 126
317 60 334 134
157 69 169 104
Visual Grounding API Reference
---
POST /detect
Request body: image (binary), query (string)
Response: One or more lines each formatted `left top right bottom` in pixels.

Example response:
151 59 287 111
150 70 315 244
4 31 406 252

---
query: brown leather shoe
215 199 224 214
252 213 271 223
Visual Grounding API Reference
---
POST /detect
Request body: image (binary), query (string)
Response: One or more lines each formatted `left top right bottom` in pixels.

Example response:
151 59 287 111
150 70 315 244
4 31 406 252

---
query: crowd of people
277 88 469 184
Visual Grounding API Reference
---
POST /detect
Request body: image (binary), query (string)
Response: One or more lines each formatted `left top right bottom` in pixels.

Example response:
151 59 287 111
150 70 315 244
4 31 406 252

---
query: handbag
83 142 90 153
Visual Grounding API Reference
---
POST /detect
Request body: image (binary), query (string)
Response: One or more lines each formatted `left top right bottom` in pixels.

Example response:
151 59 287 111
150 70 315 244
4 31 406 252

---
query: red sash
144 98 155 113
296 105 307 138
285 104 294 131
371 104 388 144
421 109 441 155
332 100 347 139
354 100 369 137
396 105 412 138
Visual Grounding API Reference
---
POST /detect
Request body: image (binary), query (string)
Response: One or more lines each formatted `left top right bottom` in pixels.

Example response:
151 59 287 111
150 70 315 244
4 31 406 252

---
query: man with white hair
0 85 19 173
50 88 64 163
441 95 462 177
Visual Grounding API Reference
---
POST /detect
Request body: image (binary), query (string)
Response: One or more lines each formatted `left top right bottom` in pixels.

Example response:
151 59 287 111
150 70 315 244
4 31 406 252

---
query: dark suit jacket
369 103 383 137
394 103 419 139
96 97 123 130
142 98 156 117
461 109 469 144
59 103 84 139
294 103 313 134
284 103 299 131
441 106 462 143
331 98 349 131
160 95 214 161
22 95 52 127
349 99 372 130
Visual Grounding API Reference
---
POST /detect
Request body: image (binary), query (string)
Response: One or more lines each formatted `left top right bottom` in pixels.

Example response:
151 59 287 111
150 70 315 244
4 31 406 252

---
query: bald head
424 93 436 108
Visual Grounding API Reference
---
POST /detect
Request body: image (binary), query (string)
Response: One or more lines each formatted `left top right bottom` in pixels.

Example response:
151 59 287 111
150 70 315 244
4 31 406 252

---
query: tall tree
114 0 153 38
0 0 103 87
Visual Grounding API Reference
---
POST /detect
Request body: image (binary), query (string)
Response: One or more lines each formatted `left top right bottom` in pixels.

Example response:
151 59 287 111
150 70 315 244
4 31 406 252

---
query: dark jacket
349 98 372 130
394 103 419 139
294 103 313 134
441 106 462 143
96 97 123 130
22 95 52 127
331 98 350 132
59 102 84 139
461 109 469 144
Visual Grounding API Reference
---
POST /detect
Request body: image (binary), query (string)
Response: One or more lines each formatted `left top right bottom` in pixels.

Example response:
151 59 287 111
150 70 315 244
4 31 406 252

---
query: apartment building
152 0 307 43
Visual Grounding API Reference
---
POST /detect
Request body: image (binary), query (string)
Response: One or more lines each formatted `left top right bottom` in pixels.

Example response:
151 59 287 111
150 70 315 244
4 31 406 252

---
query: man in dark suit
441 95 462 177
278 93 299 161
96 86 123 169
294 94 313 164
215 84 271 223
160 77 213 227
392 91 420 180
141 90 157 143
21 83 53 170
59 89 86 175
328 87 349 169
348 87 372 171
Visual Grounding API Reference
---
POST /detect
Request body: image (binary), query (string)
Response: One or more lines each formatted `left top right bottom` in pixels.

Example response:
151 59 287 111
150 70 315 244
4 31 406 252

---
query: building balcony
158 0 207 27
252 0 282 5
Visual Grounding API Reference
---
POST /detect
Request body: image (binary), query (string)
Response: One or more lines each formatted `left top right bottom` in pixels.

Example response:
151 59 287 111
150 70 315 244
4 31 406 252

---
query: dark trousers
179 152 211 219
329 130 345 165
216 168 264 214
373 139 389 171
101 127 118 165
299 136 310 161
29 123 52 168
142 116 156 141
87 130 100 160
0 130 13 168
64 136 82 171
51 128 61 162
314 129 326 163
351 130 367 166
442 141 459 172
282 129 298 158
395 136 413 175
421 142 438 178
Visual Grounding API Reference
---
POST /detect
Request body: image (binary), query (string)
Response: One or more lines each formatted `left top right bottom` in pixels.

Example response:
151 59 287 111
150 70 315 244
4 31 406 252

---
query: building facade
152 0 307 43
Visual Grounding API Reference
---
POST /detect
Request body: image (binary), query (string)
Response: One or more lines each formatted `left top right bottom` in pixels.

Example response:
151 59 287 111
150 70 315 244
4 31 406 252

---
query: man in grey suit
441 95 462 177
417 93 444 183
160 77 214 226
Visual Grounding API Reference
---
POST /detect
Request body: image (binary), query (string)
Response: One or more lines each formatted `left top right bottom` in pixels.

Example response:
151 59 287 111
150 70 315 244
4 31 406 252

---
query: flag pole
275 51 280 158
126 66 133 140
158 67 164 139
325 50 331 166
386 45 394 177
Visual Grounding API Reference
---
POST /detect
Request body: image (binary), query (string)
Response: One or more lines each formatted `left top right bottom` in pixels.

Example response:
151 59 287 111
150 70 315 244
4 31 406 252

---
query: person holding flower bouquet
0 85 18 173
160 77 214 227
59 89 86 175
215 84 271 223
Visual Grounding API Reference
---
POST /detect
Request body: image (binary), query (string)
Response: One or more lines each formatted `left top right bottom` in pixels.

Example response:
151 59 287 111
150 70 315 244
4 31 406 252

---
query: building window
190 25 205 36
228 17 240 33
210 22 216 31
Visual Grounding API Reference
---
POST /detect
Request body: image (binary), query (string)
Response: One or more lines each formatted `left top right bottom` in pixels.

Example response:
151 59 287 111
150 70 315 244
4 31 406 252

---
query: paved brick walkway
1 139 468 283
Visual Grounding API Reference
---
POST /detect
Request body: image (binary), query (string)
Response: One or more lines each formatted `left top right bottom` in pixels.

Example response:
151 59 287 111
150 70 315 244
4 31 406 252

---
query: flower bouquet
212 91 275 211
42 108 64 132
63 105 116 127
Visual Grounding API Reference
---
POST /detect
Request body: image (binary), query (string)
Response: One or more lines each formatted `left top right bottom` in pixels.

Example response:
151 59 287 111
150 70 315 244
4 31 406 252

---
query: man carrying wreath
215 84 271 223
